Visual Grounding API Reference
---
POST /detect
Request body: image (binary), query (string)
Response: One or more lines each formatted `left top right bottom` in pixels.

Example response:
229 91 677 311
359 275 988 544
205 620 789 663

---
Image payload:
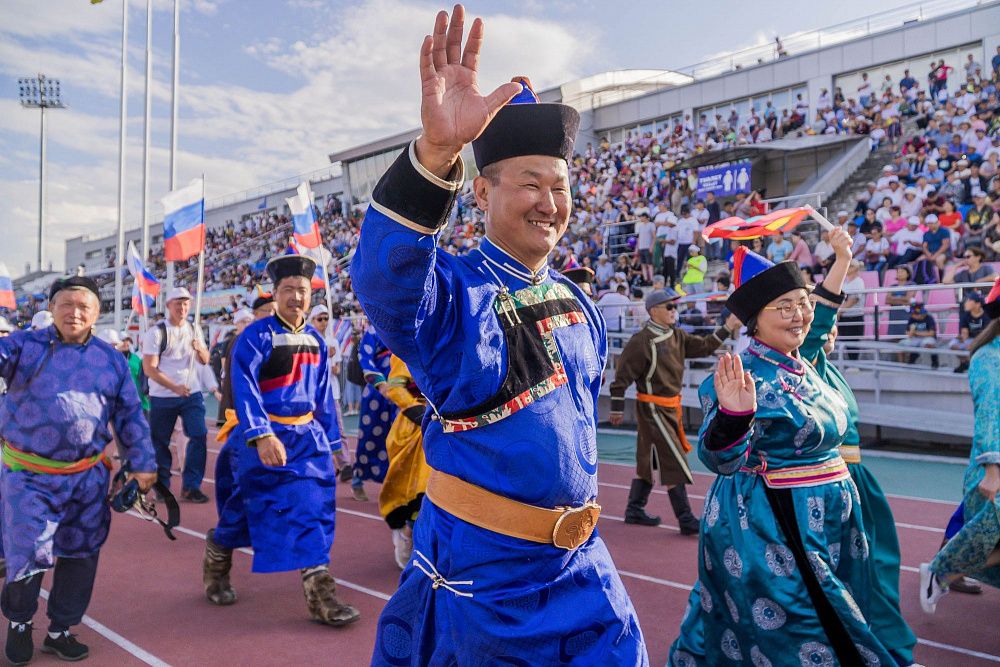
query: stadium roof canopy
674 133 859 170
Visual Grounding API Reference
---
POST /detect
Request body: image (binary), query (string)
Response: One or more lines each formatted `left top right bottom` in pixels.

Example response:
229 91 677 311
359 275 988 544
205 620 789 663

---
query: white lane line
597 481 947 535
38 589 171 667
617 570 693 592
916 638 1000 663
123 512 392 602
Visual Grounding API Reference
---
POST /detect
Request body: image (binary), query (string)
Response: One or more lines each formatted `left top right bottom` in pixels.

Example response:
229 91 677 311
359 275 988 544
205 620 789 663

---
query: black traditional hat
726 246 806 323
251 293 274 311
562 266 594 296
265 253 316 288
49 275 100 302
472 77 580 171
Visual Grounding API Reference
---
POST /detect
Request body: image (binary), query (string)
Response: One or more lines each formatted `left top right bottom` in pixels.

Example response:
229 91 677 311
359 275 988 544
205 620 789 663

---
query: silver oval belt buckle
552 502 601 550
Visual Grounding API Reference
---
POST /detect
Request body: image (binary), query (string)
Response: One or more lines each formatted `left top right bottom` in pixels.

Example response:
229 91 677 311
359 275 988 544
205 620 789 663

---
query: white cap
0 316 13 333
97 328 122 345
906 216 920 226
837 210 848 217
925 214 938 223
31 311 53 330
904 187 917 195
309 304 329 320
233 308 253 324
882 165 893 172
166 286 192 302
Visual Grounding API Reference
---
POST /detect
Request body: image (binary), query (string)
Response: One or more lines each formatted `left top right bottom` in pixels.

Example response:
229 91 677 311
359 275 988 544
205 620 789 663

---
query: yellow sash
216 408 314 443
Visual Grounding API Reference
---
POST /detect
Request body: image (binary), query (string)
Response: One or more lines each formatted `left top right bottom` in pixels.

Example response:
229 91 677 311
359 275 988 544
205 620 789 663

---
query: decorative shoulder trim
811 283 846 309
370 140 465 233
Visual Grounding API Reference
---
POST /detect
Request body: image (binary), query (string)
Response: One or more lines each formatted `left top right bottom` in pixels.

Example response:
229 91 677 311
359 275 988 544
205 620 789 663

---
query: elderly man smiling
0 276 155 665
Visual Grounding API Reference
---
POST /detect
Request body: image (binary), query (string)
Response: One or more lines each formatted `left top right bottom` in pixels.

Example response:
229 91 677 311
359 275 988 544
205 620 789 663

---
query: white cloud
0 0 589 274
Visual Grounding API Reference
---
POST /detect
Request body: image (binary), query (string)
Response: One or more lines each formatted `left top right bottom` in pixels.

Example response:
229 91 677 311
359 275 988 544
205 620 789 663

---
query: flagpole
805 205 836 231
113 0 129 331
185 175 207 389
166 0 180 297
140 0 153 261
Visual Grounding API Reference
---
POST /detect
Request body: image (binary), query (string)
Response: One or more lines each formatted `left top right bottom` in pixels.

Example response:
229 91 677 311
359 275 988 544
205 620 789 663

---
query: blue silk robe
352 143 647 666
669 338 896 667
931 336 1000 589
213 314 341 573
0 327 155 582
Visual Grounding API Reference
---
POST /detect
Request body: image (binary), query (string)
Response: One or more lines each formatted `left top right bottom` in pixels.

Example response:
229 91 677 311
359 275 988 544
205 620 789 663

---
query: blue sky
0 0 921 275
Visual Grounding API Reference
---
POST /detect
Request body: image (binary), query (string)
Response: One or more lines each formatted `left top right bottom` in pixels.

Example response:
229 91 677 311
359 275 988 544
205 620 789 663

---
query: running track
22 427 1000 667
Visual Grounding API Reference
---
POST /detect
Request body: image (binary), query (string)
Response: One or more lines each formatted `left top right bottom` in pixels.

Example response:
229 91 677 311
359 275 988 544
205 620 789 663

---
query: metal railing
590 0 986 108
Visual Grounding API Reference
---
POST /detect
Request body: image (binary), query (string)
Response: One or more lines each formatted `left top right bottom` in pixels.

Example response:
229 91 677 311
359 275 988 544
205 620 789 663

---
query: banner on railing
197 288 245 315
696 160 752 197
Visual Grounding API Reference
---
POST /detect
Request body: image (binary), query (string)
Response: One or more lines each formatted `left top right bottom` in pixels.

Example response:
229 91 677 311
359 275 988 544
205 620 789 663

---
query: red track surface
21 429 1000 667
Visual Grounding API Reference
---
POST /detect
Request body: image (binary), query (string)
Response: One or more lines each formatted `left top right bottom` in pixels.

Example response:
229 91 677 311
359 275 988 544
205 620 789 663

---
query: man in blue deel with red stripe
204 252 360 627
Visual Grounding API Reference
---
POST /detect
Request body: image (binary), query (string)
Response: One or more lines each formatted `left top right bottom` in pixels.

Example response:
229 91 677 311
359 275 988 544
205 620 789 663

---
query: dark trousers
149 393 208 491
660 256 677 286
1 554 100 632
839 314 865 360
889 249 921 268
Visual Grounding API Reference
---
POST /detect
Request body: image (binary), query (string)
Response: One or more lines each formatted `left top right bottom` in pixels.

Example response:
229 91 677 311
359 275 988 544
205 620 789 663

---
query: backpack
912 259 939 285
346 342 365 386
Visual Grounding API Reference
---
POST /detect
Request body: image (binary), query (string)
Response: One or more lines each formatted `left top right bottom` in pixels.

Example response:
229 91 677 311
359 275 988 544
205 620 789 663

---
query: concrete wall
593 2 1000 133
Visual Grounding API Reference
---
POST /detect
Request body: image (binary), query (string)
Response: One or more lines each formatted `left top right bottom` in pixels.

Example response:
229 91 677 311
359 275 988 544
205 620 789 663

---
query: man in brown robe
609 288 739 533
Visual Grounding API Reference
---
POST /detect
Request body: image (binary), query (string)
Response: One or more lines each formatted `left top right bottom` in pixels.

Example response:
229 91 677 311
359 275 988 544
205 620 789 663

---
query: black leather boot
624 478 661 526
668 485 700 535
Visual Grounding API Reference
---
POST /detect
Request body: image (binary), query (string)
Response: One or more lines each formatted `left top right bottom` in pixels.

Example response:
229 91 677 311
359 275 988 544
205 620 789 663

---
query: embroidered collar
274 312 305 334
747 338 805 375
646 320 672 336
475 237 548 290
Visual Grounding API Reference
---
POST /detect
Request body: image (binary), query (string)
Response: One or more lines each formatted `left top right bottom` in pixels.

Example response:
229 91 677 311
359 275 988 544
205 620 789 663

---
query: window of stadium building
833 43 981 104
346 149 405 204
604 114 682 146
697 84 808 128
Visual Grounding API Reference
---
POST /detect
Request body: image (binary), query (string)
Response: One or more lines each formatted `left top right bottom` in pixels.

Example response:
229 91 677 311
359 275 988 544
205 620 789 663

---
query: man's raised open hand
415 4 522 177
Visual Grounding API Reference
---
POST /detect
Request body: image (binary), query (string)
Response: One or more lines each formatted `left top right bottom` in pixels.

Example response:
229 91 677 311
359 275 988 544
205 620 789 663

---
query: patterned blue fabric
668 339 896 667
931 337 1000 589
801 301 916 663
0 327 154 582
212 315 339 573
352 146 647 666
355 327 395 483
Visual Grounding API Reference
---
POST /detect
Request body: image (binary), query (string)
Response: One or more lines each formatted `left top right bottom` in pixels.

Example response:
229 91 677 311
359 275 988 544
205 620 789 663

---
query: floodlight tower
18 74 66 273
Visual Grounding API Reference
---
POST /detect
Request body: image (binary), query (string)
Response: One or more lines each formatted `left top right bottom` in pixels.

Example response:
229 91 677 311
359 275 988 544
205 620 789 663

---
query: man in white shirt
813 229 836 273
889 217 925 267
655 208 679 286
142 287 211 503
596 284 632 332
595 255 614 291
634 213 656 285
675 205 700 269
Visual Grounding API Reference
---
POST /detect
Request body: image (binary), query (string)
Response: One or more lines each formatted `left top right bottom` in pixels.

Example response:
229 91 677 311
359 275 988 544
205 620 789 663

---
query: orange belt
216 408 314 443
636 393 691 452
425 468 600 550
1 441 111 475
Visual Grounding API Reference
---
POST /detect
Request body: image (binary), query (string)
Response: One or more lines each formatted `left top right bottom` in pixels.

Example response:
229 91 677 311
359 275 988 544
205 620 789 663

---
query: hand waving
415 4 523 176
829 226 853 261
713 353 756 415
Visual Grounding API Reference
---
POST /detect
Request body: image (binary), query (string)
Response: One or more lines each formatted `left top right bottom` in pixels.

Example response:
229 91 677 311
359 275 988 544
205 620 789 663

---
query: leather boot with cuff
668 485 700 535
624 478 661 526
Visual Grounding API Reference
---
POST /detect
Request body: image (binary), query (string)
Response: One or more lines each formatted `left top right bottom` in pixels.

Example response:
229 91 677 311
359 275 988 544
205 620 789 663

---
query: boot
301 566 361 627
203 529 237 605
624 479 661 526
668 485 700 535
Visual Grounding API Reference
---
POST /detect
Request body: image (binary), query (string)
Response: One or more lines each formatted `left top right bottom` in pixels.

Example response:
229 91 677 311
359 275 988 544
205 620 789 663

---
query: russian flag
287 182 321 249
161 177 205 261
0 262 14 310
131 283 155 315
286 239 327 289
126 240 161 298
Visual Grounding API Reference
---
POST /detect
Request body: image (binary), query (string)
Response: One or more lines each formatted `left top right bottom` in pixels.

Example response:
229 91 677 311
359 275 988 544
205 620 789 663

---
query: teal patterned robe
931 336 1000 588
800 300 916 665
669 339 896 667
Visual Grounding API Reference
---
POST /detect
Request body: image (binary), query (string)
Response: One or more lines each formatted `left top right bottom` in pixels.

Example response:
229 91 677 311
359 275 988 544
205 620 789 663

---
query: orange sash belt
216 408 314 443
1 441 111 475
636 393 691 453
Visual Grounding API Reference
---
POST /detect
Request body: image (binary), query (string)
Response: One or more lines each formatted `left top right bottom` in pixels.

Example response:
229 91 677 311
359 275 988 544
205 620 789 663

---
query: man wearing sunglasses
609 288 740 533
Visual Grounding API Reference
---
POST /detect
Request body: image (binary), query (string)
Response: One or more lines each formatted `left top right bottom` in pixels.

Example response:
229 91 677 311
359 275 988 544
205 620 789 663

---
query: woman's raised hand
713 353 756 415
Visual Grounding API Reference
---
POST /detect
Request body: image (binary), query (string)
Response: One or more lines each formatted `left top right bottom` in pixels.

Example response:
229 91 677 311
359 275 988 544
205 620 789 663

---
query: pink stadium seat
882 271 898 288
859 271 879 337
925 288 959 338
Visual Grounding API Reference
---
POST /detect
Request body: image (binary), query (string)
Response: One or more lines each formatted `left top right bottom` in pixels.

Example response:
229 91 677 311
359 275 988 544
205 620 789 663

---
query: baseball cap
925 214 939 223
309 304 329 320
233 308 253 324
97 328 122 345
166 287 192 302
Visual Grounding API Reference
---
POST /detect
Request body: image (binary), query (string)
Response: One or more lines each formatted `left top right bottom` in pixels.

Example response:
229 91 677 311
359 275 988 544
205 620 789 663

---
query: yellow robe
378 355 431 528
